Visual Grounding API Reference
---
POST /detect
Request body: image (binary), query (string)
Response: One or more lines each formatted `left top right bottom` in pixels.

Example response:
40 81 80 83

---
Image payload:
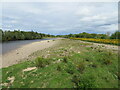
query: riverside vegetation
0 29 55 42
1 29 120 45
70 38 120 45
1 39 119 88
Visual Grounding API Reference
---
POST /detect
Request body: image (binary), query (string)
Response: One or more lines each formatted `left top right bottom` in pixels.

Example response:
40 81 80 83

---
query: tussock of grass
76 62 86 73
35 57 50 68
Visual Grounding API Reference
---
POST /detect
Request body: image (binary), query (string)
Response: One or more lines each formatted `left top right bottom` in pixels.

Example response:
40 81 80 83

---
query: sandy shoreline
2 39 60 68
1 38 118 68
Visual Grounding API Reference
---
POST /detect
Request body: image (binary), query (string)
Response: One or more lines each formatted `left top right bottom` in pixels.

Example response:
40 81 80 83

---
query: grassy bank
1 39 119 88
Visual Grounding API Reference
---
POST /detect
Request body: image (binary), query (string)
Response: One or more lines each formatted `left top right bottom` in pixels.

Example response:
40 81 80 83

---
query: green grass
2 39 118 88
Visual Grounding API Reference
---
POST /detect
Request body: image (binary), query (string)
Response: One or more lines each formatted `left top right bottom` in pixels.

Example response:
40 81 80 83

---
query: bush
91 63 97 68
72 74 80 86
84 57 90 62
103 59 112 65
35 57 49 68
63 57 68 63
77 63 85 73
72 74 96 88
89 63 98 68
97 49 103 52
78 76 96 88
57 65 62 71
65 62 76 74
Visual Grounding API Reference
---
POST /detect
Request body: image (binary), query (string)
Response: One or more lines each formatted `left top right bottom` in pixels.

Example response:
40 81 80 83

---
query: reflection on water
1 38 57 54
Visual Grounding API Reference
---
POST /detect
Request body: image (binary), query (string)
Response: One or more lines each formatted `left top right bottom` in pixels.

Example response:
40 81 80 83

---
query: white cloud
2 2 118 34
80 15 107 22
75 6 94 16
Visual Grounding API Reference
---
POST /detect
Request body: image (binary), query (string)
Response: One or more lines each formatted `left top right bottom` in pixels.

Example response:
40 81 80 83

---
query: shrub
63 57 68 63
116 72 120 80
89 63 98 68
103 51 113 57
35 57 49 68
108 51 113 56
91 47 93 49
103 59 112 65
57 65 62 71
85 57 90 62
72 74 80 86
77 63 85 73
97 49 103 52
91 64 97 68
65 61 77 74
72 74 96 88
78 76 96 88
66 68 74 74
99 51 113 65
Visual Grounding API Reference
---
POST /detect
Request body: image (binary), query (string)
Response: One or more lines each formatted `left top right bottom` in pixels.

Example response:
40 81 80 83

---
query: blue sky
1 2 118 35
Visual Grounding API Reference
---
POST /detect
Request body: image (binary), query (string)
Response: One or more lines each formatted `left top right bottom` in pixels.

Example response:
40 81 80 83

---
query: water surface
1 38 57 54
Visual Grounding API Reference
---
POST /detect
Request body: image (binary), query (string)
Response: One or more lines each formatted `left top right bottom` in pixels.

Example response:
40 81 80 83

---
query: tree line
0 29 119 42
57 31 120 39
0 29 55 42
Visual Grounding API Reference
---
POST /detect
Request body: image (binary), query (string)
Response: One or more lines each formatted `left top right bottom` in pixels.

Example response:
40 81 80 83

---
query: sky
1 1 118 35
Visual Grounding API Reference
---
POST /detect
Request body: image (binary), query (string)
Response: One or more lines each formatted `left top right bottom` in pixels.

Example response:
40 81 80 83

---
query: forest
0 29 54 42
57 31 120 39
0 29 119 42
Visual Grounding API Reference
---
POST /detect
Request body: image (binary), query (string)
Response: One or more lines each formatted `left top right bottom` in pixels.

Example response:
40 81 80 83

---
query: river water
1 38 57 54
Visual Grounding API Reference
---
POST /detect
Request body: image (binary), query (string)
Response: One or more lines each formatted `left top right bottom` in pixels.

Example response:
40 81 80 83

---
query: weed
102 45 105 47
91 47 93 49
89 63 98 68
103 59 112 65
97 49 103 52
35 57 49 68
72 74 96 88
78 76 96 88
108 51 113 56
84 57 90 62
57 65 62 71
64 49 68 52
63 57 68 63
116 72 120 80
76 63 85 73
72 74 80 86
65 62 76 74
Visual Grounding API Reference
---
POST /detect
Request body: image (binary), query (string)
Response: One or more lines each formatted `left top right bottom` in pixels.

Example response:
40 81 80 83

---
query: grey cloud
2 2 118 35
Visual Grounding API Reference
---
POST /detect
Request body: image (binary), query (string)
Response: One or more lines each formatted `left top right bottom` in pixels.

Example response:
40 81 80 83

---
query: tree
110 31 120 39
1 29 54 42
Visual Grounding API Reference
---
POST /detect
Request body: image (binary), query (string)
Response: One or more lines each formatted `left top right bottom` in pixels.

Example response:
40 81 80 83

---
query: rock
23 67 37 72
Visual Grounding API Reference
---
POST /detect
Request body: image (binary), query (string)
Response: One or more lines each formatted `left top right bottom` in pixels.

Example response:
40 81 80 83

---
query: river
1 38 57 54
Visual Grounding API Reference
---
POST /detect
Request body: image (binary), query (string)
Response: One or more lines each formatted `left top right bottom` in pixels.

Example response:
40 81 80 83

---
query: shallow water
1 38 57 54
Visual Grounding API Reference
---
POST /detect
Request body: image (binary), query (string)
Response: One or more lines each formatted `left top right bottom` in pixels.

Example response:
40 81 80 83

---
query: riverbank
2 38 61 68
2 39 119 88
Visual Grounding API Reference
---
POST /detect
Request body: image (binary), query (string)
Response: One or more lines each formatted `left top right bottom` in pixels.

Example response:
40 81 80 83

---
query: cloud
80 15 107 22
2 2 118 35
